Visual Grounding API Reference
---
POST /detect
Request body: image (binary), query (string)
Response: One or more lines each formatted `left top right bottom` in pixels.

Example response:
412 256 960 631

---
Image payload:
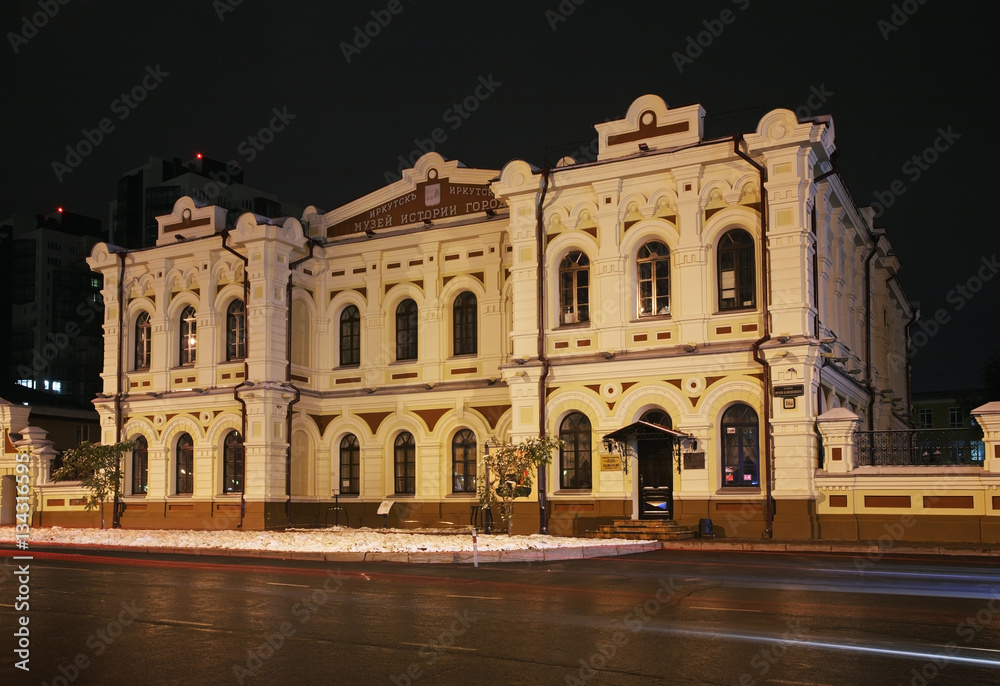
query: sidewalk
659 537 1000 558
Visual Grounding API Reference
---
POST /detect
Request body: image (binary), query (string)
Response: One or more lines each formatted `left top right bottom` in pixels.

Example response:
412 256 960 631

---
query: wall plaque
600 455 621 471
682 452 705 470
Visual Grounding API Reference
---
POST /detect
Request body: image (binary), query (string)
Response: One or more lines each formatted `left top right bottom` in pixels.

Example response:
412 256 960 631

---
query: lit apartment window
559 251 590 325
176 433 194 494
179 306 197 366
637 241 670 317
226 300 246 361
135 312 152 369
718 229 756 311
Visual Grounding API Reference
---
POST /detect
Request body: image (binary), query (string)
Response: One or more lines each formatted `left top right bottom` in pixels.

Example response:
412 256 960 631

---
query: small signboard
682 452 705 470
376 501 394 516
773 384 805 398
600 455 621 471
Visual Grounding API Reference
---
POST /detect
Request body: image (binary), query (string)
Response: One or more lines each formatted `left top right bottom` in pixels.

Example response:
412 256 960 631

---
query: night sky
2 0 994 393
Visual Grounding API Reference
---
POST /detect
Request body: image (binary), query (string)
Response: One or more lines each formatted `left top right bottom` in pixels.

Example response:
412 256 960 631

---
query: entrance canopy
603 421 691 442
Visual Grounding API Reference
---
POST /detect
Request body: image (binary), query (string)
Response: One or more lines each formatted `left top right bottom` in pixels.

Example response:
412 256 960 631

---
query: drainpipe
285 239 317 526
864 240 878 431
813 162 837 458
885 273 909 425
814 160 838 346
536 168 551 535
219 230 249 528
733 136 774 539
903 306 917 428
112 250 126 528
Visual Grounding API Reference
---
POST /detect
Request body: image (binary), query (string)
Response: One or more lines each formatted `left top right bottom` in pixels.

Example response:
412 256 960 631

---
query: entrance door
638 437 674 519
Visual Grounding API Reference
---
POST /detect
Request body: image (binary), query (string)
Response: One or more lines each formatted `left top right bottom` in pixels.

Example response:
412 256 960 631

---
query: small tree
52 440 135 529
479 435 561 535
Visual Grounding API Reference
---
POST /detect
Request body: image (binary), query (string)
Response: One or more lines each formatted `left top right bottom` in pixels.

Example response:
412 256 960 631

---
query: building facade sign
773 384 805 398
327 176 507 237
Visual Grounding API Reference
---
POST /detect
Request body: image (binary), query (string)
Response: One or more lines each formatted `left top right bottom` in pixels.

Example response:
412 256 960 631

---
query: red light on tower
57 207 63 213
196 153 203 159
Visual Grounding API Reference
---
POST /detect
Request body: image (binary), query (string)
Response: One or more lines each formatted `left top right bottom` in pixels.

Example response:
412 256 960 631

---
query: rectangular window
948 407 963 428
917 408 933 429
75 424 91 444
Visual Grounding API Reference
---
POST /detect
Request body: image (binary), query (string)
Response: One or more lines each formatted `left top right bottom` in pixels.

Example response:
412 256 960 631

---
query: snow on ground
0 526 650 554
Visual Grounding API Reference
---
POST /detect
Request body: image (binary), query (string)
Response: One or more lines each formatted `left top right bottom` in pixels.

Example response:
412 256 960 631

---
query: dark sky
2 0 995 393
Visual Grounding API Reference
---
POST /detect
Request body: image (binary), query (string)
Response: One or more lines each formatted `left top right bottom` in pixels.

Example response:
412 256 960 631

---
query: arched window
176 432 194 494
226 300 246 361
718 229 756 311
134 312 151 369
453 292 478 356
131 435 148 495
394 432 416 494
340 305 361 367
640 409 672 429
637 241 670 317
396 299 418 361
452 429 477 493
559 412 592 489
339 434 360 495
223 430 244 493
721 403 760 487
179 305 197 366
559 252 590 325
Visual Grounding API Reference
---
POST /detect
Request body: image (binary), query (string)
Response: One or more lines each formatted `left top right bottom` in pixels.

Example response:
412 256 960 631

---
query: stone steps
587 519 697 541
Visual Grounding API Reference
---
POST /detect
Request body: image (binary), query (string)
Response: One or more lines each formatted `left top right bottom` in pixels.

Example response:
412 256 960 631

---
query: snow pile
0 526 650 554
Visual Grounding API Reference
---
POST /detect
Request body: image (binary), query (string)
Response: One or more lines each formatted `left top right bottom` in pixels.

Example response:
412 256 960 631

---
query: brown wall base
31 497 1000 543
773 500 819 540
822 514 1000 543
36 501 271 531
674 499 766 538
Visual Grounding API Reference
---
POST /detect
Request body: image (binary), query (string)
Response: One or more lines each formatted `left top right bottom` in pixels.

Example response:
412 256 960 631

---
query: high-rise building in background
0 210 105 406
108 155 304 249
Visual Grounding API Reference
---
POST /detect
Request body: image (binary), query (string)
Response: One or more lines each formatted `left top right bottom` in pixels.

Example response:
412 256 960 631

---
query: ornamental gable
318 152 504 239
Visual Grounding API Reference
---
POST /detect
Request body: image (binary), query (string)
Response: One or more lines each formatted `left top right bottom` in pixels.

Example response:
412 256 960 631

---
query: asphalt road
2 547 999 685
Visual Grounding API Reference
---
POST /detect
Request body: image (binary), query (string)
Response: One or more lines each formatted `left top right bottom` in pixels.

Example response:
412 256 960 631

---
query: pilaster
972 402 1000 473
816 408 861 473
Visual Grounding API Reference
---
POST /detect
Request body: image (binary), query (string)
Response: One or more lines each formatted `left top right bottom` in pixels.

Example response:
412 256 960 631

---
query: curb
0 540 662 565
658 538 1000 558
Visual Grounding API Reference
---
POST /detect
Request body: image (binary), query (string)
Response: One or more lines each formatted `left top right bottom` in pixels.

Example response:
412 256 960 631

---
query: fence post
816 408 861 473
971 402 1000 473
